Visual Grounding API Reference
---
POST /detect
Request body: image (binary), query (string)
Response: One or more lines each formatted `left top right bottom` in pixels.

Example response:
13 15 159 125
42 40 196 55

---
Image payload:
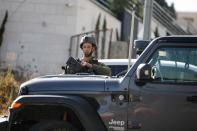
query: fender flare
9 95 106 131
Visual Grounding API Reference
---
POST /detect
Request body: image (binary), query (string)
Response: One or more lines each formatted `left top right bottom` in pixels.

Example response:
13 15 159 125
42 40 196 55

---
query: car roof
98 59 136 66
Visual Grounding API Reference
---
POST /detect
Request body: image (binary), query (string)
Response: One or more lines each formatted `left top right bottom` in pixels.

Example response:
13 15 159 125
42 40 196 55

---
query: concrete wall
0 0 121 77
75 0 121 58
137 18 170 40
176 12 197 34
151 19 169 38
76 0 121 40
109 41 128 59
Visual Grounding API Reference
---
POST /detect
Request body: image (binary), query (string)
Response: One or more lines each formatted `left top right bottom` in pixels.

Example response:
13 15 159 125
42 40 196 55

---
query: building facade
0 0 121 76
176 12 197 34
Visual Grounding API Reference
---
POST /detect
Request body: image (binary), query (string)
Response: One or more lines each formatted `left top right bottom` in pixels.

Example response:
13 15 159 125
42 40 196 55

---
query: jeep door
127 44 197 131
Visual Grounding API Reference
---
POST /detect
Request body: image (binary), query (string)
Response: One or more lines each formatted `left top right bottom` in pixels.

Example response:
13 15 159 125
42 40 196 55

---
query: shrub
0 68 20 115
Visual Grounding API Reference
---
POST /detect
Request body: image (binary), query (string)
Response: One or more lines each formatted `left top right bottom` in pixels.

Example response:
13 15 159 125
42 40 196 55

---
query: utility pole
128 7 136 70
143 0 153 40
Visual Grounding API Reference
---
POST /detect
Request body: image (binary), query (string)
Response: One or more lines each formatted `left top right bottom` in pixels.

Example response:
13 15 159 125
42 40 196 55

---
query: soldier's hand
81 61 93 68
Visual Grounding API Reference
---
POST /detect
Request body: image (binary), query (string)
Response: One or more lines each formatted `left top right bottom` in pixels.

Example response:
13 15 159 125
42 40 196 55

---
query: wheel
29 120 78 131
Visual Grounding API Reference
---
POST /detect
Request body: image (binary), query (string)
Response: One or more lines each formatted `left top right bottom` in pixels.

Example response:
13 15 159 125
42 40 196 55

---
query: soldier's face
82 43 95 57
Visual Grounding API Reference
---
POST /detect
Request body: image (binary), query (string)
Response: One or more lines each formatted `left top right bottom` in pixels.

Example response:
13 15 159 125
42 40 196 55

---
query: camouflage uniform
65 35 111 76
65 57 111 76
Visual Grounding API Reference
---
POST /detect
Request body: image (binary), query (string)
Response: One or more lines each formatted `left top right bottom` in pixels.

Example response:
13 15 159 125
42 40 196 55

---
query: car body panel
2 36 197 131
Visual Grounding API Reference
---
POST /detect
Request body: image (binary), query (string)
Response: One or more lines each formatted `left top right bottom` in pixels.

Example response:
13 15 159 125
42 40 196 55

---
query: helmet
80 36 97 49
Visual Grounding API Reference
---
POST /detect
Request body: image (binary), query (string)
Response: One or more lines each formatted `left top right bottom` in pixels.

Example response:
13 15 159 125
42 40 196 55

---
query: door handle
128 120 142 129
130 95 142 102
187 96 197 103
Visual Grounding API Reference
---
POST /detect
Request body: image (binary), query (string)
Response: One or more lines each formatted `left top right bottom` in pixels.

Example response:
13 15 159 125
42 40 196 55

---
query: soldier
65 35 111 76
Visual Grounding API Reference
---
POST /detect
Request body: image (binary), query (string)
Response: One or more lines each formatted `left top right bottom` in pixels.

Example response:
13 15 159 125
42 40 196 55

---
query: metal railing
152 1 190 35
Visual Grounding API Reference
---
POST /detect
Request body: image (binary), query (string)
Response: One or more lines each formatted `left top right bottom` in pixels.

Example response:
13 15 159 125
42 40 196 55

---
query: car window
147 47 197 83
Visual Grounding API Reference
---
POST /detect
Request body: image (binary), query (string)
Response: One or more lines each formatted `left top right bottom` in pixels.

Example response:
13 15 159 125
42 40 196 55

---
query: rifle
62 57 83 74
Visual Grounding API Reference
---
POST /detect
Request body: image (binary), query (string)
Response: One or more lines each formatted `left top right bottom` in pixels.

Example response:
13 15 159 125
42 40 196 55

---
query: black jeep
1 36 197 131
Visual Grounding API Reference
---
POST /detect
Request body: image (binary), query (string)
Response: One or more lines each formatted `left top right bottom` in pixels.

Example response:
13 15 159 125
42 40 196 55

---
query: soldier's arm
92 62 111 76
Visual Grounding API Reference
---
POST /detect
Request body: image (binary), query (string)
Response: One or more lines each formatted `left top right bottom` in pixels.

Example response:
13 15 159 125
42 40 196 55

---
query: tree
95 13 101 31
0 10 8 47
101 17 107 58
155 0 167 7
155 0 176 18
107 0 144 19
168 3 176 19
95 13 101 58
154 27 160 38
106 0 176 20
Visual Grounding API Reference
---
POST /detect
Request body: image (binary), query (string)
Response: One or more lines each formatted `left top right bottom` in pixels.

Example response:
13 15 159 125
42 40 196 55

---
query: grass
0 68 20 115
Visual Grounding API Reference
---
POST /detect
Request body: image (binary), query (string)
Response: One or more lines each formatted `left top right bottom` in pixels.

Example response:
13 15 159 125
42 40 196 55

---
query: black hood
20 75 116 94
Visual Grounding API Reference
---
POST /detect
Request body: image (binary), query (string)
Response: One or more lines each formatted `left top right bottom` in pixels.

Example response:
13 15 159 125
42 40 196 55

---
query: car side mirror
136 63 152 81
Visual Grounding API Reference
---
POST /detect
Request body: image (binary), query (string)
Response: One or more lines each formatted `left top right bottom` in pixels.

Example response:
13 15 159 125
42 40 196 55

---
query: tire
29 120 78 131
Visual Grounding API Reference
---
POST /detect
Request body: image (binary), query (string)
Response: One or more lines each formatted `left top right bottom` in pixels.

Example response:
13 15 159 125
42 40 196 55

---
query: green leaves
107 0 144 18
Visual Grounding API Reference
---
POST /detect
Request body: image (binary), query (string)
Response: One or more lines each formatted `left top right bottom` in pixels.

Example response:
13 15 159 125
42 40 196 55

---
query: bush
0 68 20 115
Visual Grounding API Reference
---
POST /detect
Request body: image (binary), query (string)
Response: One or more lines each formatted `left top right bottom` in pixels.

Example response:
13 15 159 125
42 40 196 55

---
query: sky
166 0 197 12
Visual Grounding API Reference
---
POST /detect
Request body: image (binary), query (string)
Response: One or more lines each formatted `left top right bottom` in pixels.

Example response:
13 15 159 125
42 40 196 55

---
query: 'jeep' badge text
109 119 125 131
